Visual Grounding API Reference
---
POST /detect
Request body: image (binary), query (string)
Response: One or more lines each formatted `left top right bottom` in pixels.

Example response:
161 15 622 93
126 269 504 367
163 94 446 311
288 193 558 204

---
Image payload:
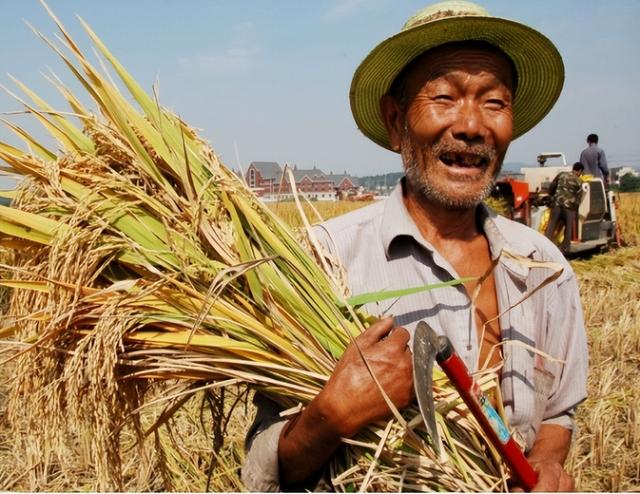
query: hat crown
403 0 489 30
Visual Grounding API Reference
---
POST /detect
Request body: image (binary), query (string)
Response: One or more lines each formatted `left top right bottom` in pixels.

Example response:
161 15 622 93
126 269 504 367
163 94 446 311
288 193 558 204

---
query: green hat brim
350 16 564 151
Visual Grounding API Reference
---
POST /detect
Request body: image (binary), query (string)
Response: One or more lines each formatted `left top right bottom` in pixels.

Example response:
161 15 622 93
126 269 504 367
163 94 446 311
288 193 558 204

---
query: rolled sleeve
242 394 287 492
542 411 575 430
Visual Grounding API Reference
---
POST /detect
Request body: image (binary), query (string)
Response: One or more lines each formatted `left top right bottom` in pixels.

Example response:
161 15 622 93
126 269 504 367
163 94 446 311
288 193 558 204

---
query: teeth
465 156 482 166
441 152 484 166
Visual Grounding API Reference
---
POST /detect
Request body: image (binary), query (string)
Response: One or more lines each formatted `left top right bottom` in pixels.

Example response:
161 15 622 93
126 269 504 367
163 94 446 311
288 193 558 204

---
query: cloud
328 0 369 18
179 45 261 75
178 18 261 75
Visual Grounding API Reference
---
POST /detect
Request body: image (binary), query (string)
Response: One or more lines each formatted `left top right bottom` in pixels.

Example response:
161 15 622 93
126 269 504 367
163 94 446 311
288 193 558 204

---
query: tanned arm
277 317 414 488
526 423 575 492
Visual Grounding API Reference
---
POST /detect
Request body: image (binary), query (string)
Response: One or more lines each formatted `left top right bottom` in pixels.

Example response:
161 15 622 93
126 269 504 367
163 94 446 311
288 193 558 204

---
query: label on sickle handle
470 381 511 444
479 394 511 444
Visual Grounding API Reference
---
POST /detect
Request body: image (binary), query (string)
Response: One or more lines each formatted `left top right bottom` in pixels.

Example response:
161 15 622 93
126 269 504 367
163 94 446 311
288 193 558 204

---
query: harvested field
1 193 639 491
565 192 640 491
616 192 640 247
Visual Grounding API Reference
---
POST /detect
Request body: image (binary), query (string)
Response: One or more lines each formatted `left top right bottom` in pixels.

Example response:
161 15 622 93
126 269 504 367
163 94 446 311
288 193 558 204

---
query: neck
403 180 481 246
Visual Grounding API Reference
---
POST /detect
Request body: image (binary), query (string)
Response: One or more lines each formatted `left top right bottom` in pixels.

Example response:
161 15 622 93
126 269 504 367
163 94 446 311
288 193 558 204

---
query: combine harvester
493 152 620 255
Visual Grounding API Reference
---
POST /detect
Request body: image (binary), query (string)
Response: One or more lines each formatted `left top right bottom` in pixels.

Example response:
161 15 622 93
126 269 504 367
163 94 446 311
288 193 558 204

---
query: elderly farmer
242 1 588 491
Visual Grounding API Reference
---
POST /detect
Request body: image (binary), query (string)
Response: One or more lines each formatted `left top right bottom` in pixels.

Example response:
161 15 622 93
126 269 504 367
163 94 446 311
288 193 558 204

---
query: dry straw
0 4 523 491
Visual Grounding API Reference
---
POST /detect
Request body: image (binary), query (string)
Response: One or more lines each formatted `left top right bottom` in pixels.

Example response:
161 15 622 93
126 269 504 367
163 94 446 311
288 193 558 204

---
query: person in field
545 162 585 253
580 133 609 183
242 1 588 491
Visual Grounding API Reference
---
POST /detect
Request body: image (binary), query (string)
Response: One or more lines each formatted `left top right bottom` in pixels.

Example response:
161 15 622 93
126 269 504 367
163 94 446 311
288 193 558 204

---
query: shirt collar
381 179 426 258
381 179 537 278
479 204 537 279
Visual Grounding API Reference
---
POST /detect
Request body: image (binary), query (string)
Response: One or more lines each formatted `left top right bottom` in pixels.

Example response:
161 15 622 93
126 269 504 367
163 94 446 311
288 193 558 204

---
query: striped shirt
242 181 588 492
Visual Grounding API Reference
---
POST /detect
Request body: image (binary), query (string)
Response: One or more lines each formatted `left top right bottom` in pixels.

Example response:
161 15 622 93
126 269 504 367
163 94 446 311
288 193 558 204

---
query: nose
450 100 487 144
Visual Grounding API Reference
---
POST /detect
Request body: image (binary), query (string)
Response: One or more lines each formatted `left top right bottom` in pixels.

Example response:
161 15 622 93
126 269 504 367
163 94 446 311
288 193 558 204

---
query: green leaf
0 119 55 161
344 276 477 307
8 76 95 153
0 204 68 239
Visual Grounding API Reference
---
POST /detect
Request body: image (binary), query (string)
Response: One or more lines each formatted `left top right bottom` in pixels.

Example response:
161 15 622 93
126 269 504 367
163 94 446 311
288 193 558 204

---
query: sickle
412 320 442 455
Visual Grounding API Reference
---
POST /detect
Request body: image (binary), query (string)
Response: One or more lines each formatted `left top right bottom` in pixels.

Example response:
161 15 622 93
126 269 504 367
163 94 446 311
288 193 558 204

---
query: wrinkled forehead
389 41 517 101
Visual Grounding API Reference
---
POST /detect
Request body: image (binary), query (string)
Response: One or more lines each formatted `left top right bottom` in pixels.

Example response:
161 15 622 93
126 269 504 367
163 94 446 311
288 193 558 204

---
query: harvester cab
492 152 620 255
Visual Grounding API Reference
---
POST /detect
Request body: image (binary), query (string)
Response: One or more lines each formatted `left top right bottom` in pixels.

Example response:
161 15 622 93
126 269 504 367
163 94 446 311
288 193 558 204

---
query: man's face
383 43 515 209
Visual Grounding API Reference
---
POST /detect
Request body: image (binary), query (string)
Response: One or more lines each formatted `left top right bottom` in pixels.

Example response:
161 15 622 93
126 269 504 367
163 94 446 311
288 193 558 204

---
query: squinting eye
485 99 506 109
434 94 453 102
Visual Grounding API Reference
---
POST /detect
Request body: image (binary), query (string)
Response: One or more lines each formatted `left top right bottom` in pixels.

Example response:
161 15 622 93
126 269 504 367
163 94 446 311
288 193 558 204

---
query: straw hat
350 0 564 151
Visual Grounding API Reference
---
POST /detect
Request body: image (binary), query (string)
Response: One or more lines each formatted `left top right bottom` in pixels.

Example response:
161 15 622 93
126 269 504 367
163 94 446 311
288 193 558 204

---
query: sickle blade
413 321 441 455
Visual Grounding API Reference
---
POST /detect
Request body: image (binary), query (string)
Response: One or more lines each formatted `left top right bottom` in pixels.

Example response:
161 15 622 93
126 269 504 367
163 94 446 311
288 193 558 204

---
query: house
285 166 334 197
325 171 359 192
244 162 360 201
245 161 283 196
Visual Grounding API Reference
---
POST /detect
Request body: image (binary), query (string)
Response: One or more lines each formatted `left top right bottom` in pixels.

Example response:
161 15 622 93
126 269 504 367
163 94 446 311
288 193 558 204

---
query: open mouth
439 152 488 168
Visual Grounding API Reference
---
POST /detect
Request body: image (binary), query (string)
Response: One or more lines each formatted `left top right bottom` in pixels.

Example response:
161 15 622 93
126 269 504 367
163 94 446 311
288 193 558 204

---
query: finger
386 325 410 347
531 469 559 492
358 316 394 345
558 472 575 492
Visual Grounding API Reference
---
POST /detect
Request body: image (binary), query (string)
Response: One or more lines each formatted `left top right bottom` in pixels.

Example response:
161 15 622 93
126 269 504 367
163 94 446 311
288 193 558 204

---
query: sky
0 0 639 189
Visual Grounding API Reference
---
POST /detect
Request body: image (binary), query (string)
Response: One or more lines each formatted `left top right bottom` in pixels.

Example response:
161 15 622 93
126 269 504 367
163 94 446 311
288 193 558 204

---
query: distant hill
313 158 638 192
358 172 403 193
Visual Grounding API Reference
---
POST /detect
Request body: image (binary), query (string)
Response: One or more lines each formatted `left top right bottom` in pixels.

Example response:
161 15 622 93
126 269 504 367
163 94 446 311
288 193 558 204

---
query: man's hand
278 317 413 487
527 458 575 492
316 316 414 436
513 424 575 492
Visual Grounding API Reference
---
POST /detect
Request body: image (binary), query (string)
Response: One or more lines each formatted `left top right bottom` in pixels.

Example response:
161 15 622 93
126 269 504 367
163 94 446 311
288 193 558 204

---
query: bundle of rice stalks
0 5 515 492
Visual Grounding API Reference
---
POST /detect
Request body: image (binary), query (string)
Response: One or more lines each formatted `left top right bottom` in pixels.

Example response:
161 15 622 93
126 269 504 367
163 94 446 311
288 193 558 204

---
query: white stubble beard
400 125 502 210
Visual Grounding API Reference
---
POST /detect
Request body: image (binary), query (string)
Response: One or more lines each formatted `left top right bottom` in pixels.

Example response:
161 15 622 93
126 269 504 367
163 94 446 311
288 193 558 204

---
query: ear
380 94 404 152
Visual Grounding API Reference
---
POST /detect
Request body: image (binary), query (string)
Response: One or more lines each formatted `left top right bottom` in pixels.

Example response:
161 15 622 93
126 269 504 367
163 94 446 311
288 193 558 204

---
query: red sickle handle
436 338 538 491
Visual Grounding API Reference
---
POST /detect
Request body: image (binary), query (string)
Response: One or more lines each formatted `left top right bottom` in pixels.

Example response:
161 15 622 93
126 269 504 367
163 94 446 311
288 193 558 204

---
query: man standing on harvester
580 133 609 183
242 1 588 491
